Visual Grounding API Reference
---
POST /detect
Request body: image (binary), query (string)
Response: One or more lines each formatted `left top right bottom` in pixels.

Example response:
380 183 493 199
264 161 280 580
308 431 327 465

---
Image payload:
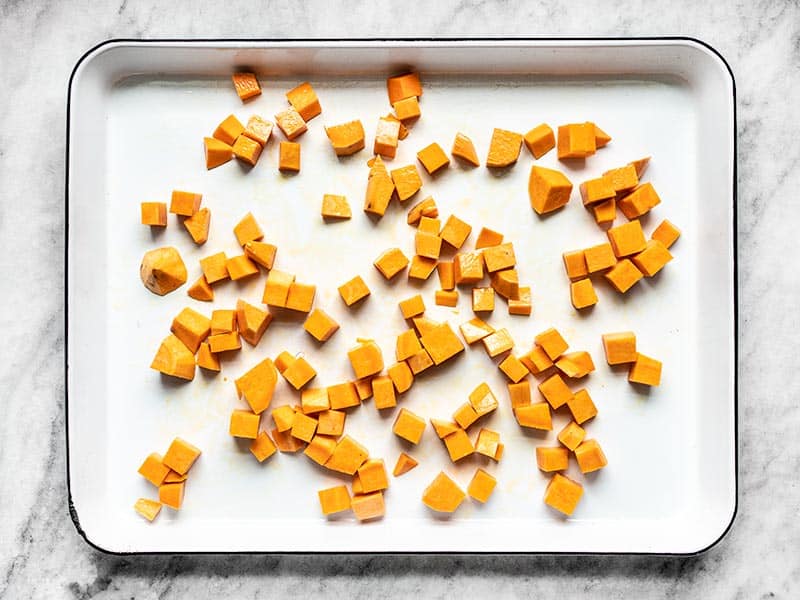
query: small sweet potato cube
351 491 385 521
304 434 337 465
571 278 598 310
507 380 531 408
200 252 229 284
364 170 394 217
150 334 195 381
407 196 438 224
603 164 639 194
618 183 661 219
236 300 272 347
443 429 474 462
271 405 295 432
232 134 262 166
469 382 498 416
628 353 662 386
372 375 397 410
358 459 389 493
558 421 586 451
159 482 185 510
556 351 596 378
482 328 514 358
459 317 494 344
338 275 370 306
398 294 425 320
235 358 278 414
374 248 409 280
242 115 273 146
374 117 401 158
232 72 261 101
486 128 523 168
453 402 480 429
195 342 219 372
454 251 484 284
138 453 169 486
437 216 471 251
233 212 263 246
417 216 440 235
605 259 644 293
651 219 681 248
423 471 465 512
204 137 233 169
321 194 351 220
318 485 351 515
325 120 365 156
271 427 306 453
436 261 455 291
388 361 414 394
520 345 553 374
557 122 596 159
524 123 555 159
170 307 211 353
170 190 202 217
451 132 480 166
467 468 497 503
226 255 259 281
347 341 384 379
282 356 316 390
584 243 617 273
472 287 495 313
387 72 422 103
162 438 201 475
567 388 598 424
499 354 529 383
538 373 573 409
608 220 647 258
134 498 162 522
562 249 588 280
515 402 552 430
393 452 419 476
244 241 277 270
475 227 503 249
213 115 245 146
286 82 321 121
387 165 421 203
207 331 240 353
632 240 673 276
396 329 422 361
579 176 615 206
141 202 167 226
290 411 318 443
575 439 608 473
301 387 330 415
285 282 316 313
393 96 421 122
417 142 450 175
544 473 583 516
483 242 516 273
303 309 339 342
431 419 460 439
278 141 301 172
602 331 637 365
528 166 573 215
393 408 426 444
536 446 569 472
594 124 612 147
491 269 519 300
415 231 442 259
317 409 345 437
229 409 260 439
420 322 464 365
593 198 616 226
629 156 651 177
262 269 295 307
274 107 307 140
406 349 434 375
353 377 373 401
325 435 369 475
535 328 569 360
433 289 457 307
249 431 277 462
210 309 235 335
475 428 501 460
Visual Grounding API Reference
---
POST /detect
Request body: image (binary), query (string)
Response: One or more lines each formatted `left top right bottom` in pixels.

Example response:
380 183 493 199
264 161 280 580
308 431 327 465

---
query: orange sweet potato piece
324 435 369 475
233 212 263 247
213 115 245 146
162 437 201 475
451 132 480 167
338 275 370 306
347 341 384 379
134 498 162 521
204 137 233 169
236 299 272 346
407 196 438 224
419 322 464 365
232 72 261 101
422 471 465 513
326 120 365 156
232 135 262 166
151 334 195 381
321 194 351 220
604 259 644 293
325 381 360 410
393 452 419 477
351 491 385 521
393 408 426 444
387 72 422 104
274 107 307 140
486 128 523 168
574 439 608 473
140 247 187 295
557 122 596 159
467 468 497 503
199 252 229 285
278 141 301 172
528 166 573 215
286 82 322 121
249 431 277 462
243 115 273 146
393 95 421 123
374 248 409 279
524 123 555 159
229 409 260 439
235 358 278 414
159 482 185 510
544 473 583 515
183 207 210 245
271 427 306 453
170 307 211 353
374 117 401 158
651 219 681 248
196 342 220 372
391 164 423 202
628 353 662 386
140 202 167 227
318 485 351 515
417 142 449 175
570 279 598 310
137 453 170 486
244 241 277 269
618 183 661 219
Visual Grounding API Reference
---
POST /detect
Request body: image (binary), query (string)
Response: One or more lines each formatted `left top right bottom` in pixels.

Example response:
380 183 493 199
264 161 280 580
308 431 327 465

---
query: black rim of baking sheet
64 36 738 557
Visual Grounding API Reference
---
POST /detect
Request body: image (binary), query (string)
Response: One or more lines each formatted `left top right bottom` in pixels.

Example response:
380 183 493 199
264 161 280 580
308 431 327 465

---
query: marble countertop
1 0 798 597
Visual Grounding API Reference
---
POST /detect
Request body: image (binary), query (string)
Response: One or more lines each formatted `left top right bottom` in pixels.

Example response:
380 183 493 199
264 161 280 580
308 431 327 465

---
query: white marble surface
1 0 798 597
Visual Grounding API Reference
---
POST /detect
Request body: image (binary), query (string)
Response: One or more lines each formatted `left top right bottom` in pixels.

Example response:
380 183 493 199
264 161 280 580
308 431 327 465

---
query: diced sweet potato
486 128 523 168
419 322 464 365
226 255 259 281
159 482 185 510
584 242 617 273
491 269 519 300
435 289 458 307
498 354 528 383
523 123 555 159
475 227 503 249
406 349 433 375
557 421 586 451
199 252 229 285
651 219 681 248
291 411 318 443
469 382 499 416
278 141 301 172
538 373 573 409
162 438 201 475
453 402 479 429
618 183 661 219
399 294 426 319
210 309 235 335
285 282 316 312
608 220 647 258
183 207 210 245
384 112 409 139
138 453 170 486
244 241 277 269
134 498 162 521
387 72 422 104
232 135 263 166
604 259 644 293
570 278 598 310
321 194 352 220
535 328 569 360
372 375 397 410
417 142 450 175
472 287 494 313
431 419 460 439
232 72 261 101
286 82 321 121
325 120 365 156
594 124 612 147
243 115 273 146
388 361 414 394
628 353 662 386
459 317 494 344
567 388 597 424
249 431 277 462
482 328 513 358
483 243 516 273
436 261 455 291
603 164 639 194
544 473 583 516
235 358 278 414
393 408 426 444
170 307 211 353
316 409 346 437
204 137 233 169
562 249 588 280
415 231 442 259
391 164 423 202
141 202 167 226
274 107 307 140
602 331 638 365
454 251 484 284
233 212 263 246
303 308 339 342
374 118 401 158
364 165 395 217
358 459 389 493
271 405 296 432
408 255 438 280
140 247 187 295
574 439 608 473
304 434 337 464
324 435 369 475
393 452 419 477
151 334 195 381
514 402 552 430
236 300 272 346
230 409 260 439
451 132 480 167
196 342 220 372
422 471 465 512
282 356 316 390
347 341 384 379
351 491 385 521
327 382 361 410
474 428 502 460
443 429 474 462
262 269 295 307
213 115 245 146
632 240 673 277
557 122 596 159
593 198 616 226
271 427 306 453
407 196 438 224
519 345 553 374
528 166 573 214
318 485 351 515
301 387 330 415
580 176 615 206
374 248 409 280
207 331 240 353
507 380 531 408
467 468 496 503
393 96 421 122
338 275 370 306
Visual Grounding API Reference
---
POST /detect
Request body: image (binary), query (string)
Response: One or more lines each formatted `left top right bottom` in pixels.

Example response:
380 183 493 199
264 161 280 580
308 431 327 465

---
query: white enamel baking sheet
67 39 736 554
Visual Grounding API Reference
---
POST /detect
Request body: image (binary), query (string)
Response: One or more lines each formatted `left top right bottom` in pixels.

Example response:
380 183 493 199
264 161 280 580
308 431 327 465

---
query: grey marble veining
1 0 799 597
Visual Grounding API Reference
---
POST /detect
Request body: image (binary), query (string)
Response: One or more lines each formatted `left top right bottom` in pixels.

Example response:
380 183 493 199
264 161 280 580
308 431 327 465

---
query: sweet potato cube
483 243 516 273
338 275 370 306
571 278 598 310
353 377 373 401
141 202 167 226
575 439 608 473
584 243 617 273
593 198 616 226
438 215 471 251
249 431 277 462
274 107 307 140
199 252 228 285
407 196 438 224
651 219 681 248
469 382 498 416
162 438 201 475
544 473 583 516
393 452 419 477
520 345 553 374
170 307 211 353
387 72 422 103
443 429 474 462
420 322 464 365
301 387 330 415
393 95 421 122
356 459 389 493
351 491 385 521
235 358 278 414
236 300 272 346
535 328 569 360
594 124 612 147
170 190 202 217
538 373 573 409
388 361 414 394
232 72 260 101
242 115 273 146
213 114 245 146
406 349 434 375
364 169 394 217
579 176 615 206
233 212 263 246
304 434 337 465
454 251 484 284
325 120 365 156
348 341 384 379
557 122 596 159
471 287 494 313
524 123 555 159
605 259 644 293
482 328 513 358
417 142 450 175
271 427 306 453
372 375 397 410
491 269 519 300
374 118 401 158
207 331 240 353
374 248 409 280
556 351 596 378
286 81 321 121
603 164 639 194
507 288 531 316
475 227 504 249
151 334 195 381
397 294 424 320
262 269 295 307
632 240 673 277
134 498 162 522
396 329 422 362
423 471 466 512
282 356 316 390
388 166 423 204
204 136 233 169
514 402 552 430
290 411 317 443
244 241 277 270
285 282 316 313
567 388 598 424
159 482 185 510
138 453 169 487
608 220 647 258
528 166 573 214
210 309 235 335
507 380 531 408
602 331 637 365
629 156 651 177
278 141 301 172
226 255 259 281
415 231 442 259
475 428 501 460
229 409 260 439
195 343 218 372
303 308 339 343
452 132 480 166
318 485 351 515
486 128 523 168
321 194 351 220
618 183 661 219
325 435 369 475
562 249 588 280
418 216 441 235
316 409 345 437
271 405 296 432
629 353 662 386
453 402 480 429
273 352 294 374
536 446 569 472
393 408 426 444
431 419 460 439
499 354 529 383
232 134 262 166
179 207 209 245
434 262 455 292
467 468 497 503
408 255 438 280
431 290 456 308
558 421 586 451
459 317 494 344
